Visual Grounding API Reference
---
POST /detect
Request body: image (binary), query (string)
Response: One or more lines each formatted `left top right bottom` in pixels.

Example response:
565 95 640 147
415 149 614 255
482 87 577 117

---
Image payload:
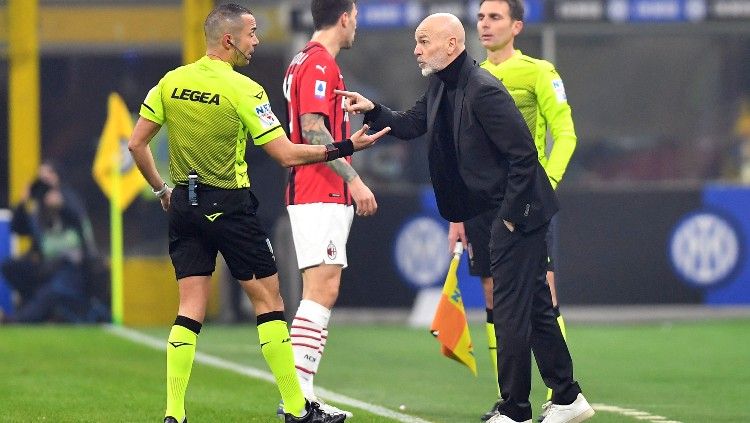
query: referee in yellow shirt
448 1 589 422
128 4 387 423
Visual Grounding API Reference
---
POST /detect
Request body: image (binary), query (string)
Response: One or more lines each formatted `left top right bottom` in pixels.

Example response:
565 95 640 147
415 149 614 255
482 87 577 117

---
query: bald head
418 13 466 48
413 13 466 76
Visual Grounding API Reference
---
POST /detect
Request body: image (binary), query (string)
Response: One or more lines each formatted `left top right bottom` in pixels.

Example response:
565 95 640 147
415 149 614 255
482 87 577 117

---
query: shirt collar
199 55 234 71
435 50 468 87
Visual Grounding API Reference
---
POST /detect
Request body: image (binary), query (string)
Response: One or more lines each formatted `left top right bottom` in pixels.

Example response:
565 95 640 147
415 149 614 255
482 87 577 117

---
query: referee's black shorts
465 208 556 278
168 186 277 281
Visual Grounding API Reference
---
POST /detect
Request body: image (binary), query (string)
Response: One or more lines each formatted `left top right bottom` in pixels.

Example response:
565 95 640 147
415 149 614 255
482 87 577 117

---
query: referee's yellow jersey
140 56 285 189
481 50 577 189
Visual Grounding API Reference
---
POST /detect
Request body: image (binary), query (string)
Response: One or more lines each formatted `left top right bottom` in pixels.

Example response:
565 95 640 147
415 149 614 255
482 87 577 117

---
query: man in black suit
336 13 593 423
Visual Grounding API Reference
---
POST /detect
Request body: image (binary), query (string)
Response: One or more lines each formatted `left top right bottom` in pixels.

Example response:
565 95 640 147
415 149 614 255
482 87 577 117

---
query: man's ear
447 36 458 55
341 12 350 28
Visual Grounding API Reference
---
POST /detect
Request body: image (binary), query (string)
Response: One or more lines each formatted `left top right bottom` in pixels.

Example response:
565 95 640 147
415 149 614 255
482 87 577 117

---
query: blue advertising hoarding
668 185 750 304
0 210 13 317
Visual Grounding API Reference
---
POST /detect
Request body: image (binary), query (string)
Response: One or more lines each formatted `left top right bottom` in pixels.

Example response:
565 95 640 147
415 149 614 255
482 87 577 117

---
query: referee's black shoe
164 416 186 423
285 400 346 423
481 398 503 421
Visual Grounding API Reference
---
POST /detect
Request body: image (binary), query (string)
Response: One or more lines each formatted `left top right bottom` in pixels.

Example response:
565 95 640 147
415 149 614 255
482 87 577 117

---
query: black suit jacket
366 54 558 231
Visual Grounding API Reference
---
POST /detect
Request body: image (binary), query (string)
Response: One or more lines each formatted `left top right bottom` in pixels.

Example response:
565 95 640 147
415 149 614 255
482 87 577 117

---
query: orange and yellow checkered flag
430 242 477 376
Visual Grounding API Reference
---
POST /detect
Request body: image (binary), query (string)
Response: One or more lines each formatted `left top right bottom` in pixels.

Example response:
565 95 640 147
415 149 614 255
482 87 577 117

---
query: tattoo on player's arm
301 114 334 145
301 113 358 182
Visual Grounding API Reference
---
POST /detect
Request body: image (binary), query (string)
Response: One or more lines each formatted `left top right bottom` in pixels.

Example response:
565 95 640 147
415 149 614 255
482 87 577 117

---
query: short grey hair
204 3 253 43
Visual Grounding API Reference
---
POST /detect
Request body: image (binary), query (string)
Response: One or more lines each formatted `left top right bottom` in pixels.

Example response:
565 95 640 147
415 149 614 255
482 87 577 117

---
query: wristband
324 139 354 161
153 182 169 198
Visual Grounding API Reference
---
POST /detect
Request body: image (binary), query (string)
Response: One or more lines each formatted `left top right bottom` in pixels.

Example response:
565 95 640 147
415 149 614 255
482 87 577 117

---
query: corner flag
430 242 477 375
92 92 146 325
92 92 145 211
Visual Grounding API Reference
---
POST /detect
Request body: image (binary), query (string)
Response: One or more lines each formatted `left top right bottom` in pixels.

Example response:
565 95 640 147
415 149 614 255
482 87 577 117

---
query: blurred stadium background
2 0 750 421
3 0 750 322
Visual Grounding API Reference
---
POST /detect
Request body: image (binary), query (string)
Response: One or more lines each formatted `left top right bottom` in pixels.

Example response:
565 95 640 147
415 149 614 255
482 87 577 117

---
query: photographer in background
1 161 108 323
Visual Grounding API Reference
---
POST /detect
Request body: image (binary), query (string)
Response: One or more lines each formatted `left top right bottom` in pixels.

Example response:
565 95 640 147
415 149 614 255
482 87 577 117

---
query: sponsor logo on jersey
551 79 567 103
316 64 327 74
170 88 220 105
255 103 280 129
315 80 327 99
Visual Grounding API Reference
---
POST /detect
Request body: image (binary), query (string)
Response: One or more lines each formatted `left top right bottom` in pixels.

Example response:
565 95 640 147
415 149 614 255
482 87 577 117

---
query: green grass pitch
1 318 748 422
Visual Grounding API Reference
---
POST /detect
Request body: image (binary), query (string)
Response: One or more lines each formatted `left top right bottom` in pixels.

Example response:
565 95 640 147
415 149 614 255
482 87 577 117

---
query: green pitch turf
1 318 748 422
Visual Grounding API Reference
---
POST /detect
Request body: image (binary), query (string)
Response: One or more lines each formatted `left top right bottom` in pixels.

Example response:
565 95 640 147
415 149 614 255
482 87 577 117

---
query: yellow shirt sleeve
237 85 285 146
139 79 165 125
535 63 577 189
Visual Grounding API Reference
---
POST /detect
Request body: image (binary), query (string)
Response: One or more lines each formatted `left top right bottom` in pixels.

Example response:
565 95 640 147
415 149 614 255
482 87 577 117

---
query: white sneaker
536 400 552 422
486 414 531 423
541 394 594 423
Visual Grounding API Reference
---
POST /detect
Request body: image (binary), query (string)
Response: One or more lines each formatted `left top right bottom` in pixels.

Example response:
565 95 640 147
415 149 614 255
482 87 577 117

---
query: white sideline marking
593 403 683 423
106 326 683 423
106 325 433 423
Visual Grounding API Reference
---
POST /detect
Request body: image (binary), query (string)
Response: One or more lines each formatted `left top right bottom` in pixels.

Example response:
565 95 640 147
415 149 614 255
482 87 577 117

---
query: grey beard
421 66 435 77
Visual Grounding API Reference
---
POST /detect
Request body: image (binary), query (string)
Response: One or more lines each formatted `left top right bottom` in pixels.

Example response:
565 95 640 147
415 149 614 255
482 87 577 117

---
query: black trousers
491 220 581 421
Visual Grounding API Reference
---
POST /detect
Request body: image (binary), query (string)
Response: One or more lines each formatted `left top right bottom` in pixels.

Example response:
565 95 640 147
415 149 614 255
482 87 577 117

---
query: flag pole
110 154 124 326
94 93 143 326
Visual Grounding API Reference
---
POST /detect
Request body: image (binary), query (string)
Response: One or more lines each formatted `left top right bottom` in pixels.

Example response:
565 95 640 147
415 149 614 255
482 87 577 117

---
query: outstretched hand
335 89 375 114
350 124 390 151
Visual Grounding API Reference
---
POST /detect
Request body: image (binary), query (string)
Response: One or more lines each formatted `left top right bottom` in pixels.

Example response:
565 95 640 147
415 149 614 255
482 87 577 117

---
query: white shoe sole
565 407 594 423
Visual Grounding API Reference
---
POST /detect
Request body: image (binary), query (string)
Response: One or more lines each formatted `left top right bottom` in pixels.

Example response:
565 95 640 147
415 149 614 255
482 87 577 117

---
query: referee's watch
153 182 170 198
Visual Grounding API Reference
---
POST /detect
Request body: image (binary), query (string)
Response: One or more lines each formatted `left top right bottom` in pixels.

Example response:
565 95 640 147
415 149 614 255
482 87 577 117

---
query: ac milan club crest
327 240 337 260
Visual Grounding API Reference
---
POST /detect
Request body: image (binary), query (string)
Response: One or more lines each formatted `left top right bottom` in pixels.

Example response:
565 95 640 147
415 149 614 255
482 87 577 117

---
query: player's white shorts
287 203 355 270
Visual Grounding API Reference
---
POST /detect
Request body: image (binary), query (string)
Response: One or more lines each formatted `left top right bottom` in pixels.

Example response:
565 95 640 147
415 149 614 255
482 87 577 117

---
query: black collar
435 50 468 88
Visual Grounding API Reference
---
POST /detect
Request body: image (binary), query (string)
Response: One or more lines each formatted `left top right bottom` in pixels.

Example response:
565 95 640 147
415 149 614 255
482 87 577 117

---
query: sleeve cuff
364 103 382 124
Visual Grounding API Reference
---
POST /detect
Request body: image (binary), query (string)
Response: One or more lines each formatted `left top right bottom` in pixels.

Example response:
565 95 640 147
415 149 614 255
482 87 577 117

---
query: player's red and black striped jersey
283 41 351 205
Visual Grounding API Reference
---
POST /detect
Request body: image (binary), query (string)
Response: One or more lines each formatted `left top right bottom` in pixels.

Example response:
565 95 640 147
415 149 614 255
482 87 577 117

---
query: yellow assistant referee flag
92 92 145 210
430 242 477 376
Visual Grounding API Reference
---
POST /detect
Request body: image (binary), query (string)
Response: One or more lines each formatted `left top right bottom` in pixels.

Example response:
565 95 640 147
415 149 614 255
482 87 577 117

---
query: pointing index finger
334 89 356 97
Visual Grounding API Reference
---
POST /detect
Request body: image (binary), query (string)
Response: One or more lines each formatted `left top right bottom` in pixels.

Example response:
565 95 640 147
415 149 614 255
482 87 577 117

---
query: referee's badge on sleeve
255 103 280 129
551 79 567 103
315 80 327 99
